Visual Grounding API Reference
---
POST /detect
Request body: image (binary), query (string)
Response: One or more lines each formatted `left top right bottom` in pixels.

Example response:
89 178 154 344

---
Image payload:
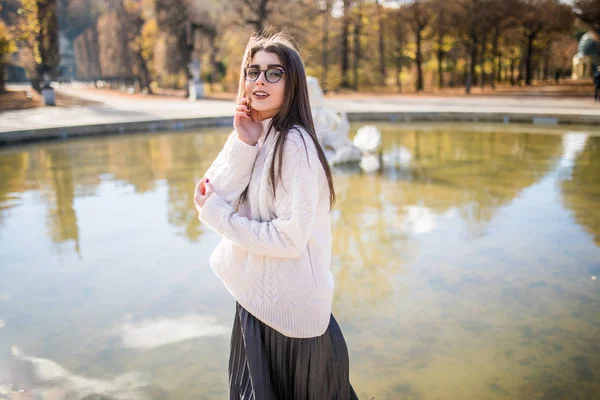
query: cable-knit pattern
204 131 259 208
198 118 334 338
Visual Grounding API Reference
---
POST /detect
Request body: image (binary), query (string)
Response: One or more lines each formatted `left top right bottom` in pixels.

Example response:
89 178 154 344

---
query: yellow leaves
14 0 39 62
432 35 456 53
404 42 417 60
139 17 158 62
0 21 17 59
123 0 139 14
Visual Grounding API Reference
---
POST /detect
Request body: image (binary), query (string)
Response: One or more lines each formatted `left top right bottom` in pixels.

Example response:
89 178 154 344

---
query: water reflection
560 133 600 248
0 124 599 399
0 132 231 253
331 126 565 310
11 347 151 400
0 152 28 233
46 148 81 255
116 314 229 350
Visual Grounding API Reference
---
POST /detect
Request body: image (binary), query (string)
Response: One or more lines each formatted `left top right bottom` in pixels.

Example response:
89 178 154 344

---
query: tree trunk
395 50 402 91
479 30 487 89
395 10 403 92
252 0 269 32
436 34 444 89
510 56 515 85
0 62 5 93
491 28 499 89
135 50 152 93
180 27 193 97
525 32 535 85
415 26 423 91
542 47 549 81
497 57 503 84
466 39 477 94
518 52 524 85
36 0 61 87
352 1 362 91
340 0 351 88
321 1 330 91
377 0 386 86
496 52 502 84
450 48 457 87
209 34 220 90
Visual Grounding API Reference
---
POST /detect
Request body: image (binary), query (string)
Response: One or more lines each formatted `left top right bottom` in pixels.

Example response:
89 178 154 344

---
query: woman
194 32 359 400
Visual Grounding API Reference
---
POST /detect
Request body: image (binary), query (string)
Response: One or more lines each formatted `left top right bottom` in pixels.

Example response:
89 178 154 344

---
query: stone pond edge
1 111 599 146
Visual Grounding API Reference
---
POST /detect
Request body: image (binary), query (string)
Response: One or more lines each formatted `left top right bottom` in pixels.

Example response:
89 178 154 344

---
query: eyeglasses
245 67 286 83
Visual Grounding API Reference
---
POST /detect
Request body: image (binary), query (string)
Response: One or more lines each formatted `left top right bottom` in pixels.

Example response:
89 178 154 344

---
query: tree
352 0 363 90
155 0 194 93
120 0 153 93
487 0 518 88
1 0 20 24
0 19 17 92
407 0 430 92
376 0 386 85
340 0 351 89
393 3 407 91
573 0 600 36
518 0 572 86
452 0 486 93
16 0 61 91
237 0 272 32
431 0 451 88
194 9 222 91
320 0 333 91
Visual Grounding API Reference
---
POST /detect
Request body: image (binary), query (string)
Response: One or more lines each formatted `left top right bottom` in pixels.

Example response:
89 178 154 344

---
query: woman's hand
194 178 214 212
234 97 262 146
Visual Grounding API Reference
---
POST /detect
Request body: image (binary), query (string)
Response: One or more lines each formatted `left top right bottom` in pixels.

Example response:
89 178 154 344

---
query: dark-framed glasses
245 67 286 83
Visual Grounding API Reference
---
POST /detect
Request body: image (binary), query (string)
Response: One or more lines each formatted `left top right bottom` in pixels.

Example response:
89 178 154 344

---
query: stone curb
1 111 599 146
345 111 600 126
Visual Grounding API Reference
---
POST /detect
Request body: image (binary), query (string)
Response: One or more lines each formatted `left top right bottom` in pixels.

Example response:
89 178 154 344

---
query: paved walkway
1 84 600 135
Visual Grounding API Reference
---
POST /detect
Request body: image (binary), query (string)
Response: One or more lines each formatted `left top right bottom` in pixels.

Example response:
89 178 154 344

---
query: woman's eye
268 70 282 78
248 70 259 78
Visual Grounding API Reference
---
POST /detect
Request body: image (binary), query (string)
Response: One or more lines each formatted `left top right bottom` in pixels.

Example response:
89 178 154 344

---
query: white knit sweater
199 118 334 338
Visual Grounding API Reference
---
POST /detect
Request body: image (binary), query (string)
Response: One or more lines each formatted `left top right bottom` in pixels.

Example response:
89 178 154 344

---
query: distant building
572 31 600 80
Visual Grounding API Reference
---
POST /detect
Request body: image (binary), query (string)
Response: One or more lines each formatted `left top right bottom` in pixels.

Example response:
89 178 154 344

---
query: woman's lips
253 92 270 100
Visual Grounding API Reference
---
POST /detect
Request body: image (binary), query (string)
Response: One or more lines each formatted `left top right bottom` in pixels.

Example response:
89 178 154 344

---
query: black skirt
229 302 360 400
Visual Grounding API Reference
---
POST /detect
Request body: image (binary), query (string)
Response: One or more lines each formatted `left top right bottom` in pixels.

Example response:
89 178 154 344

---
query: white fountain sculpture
306 76 382 173
354 125 382 173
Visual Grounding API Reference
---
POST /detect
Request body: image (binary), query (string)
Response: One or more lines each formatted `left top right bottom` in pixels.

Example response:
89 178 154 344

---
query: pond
0 123 599 400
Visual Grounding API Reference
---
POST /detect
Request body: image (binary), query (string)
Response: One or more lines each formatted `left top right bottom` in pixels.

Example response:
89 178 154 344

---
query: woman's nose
256 72 268 85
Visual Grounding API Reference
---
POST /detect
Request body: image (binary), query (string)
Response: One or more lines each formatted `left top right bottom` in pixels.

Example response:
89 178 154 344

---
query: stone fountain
307 76 381 173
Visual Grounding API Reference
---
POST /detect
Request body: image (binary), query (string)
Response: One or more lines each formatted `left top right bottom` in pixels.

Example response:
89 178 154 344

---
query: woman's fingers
235 111 251 119
194 180 202 196
193 178 214 210
205 182 214 196
249 108 260 122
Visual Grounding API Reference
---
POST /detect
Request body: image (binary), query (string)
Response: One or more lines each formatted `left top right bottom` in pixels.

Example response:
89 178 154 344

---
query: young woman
194 32 359 400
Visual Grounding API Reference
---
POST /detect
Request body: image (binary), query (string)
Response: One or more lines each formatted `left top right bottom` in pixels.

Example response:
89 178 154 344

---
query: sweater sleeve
199 131 321 258
203 130 259 208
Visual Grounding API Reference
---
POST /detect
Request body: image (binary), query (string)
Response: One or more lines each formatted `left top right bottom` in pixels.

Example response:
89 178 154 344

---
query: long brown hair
238 32 336 210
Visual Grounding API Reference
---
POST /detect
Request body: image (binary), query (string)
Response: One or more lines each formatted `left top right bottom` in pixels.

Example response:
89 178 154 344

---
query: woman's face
245 50 286 120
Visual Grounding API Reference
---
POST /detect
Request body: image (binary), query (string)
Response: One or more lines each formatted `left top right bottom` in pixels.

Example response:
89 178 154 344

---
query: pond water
0 123 599 400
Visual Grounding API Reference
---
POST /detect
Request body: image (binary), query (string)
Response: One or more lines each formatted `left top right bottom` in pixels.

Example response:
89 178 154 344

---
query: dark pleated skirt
229 302 360 400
